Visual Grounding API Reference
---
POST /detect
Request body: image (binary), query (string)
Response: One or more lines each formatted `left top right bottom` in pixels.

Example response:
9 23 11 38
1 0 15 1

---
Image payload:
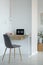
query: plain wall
10 0 31 34
38 0 43 32
0 0 31 56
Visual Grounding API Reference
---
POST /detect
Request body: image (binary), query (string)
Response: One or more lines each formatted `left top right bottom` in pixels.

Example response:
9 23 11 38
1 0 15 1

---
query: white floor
0 52 43 65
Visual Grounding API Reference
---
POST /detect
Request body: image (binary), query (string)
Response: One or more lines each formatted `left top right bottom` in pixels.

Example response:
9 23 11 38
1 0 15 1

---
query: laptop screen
16 29 24 35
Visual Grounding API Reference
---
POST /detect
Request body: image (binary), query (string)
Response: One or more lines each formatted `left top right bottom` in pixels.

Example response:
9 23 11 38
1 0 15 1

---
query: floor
0 52 43 65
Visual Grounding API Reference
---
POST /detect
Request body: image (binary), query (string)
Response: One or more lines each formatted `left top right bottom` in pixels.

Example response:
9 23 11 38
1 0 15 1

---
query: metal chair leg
19 47 22 60
14 48 15 58
9 48 11 63
2 48 7 61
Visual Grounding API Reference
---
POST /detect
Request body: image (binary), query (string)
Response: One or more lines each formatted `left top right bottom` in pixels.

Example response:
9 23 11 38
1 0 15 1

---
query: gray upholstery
3 34 20 48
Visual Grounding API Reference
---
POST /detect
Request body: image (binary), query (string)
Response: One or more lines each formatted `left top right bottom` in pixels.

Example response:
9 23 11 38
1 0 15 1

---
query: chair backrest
3 34 13 48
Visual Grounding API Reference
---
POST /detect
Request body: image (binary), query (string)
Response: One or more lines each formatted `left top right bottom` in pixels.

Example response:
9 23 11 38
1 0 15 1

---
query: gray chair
2 34 22 63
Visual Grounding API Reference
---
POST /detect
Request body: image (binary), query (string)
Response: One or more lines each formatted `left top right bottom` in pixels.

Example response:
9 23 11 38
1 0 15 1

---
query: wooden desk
9 34 29 40
8 34 31 55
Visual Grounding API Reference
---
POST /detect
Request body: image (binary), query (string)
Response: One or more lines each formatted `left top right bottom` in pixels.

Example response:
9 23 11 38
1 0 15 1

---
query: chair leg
14 48 15 58
2 48 7 61
9 48 11 63
19 47 22 60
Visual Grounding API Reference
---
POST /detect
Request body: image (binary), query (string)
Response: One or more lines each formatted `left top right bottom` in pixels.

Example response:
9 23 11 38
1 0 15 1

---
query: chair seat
12 45 21 48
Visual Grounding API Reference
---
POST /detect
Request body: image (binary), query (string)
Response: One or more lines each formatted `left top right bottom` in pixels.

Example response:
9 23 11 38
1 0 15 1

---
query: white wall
38 0 43 32
10 0 31 34
0 0 31 56
32 0 38 55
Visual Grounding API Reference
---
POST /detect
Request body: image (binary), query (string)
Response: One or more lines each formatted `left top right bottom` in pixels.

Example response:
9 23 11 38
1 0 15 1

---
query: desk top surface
9 34 30 40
